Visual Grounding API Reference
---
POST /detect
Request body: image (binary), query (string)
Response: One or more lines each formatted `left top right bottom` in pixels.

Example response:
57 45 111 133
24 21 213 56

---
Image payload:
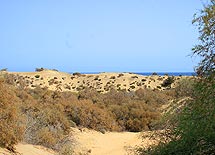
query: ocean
135 72 196 76
77 72 196 76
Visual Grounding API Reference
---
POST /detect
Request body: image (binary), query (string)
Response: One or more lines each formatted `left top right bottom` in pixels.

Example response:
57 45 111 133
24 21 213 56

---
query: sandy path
0 129 157 155
72 128 143 155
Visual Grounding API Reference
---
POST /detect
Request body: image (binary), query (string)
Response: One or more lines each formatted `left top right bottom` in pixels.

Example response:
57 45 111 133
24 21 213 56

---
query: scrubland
0 71 195 154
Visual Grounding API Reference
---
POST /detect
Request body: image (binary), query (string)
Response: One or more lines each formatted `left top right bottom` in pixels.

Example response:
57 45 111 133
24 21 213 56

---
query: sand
0 143 56 155
71 128 143 155
4 70 192 93
0 128 159 155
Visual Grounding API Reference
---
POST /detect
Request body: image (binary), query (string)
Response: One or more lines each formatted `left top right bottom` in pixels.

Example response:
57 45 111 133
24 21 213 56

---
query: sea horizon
73 72 196 76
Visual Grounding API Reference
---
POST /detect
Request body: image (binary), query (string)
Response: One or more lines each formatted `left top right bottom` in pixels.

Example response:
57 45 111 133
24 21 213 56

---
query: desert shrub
110 76 116 79
14 87 72 150
102 89 132 106
94 75 99 80
110 100 160 131
135 88 170 105
35 75 40 78
52 69 59 72
59 143 75 155
35 67 44 72
2 73 16 85
174 78 196 97
130 85 135 89
78 88 100 103
3 73 27 89
161 76 174 88
90 89 167 132
21 93 71 149
131 75 138 78
73 72 81 76
0 68 7 71
0 79 25 151
34 107 70 148
66 99 119 131
0 77 74 151
117 73 124 77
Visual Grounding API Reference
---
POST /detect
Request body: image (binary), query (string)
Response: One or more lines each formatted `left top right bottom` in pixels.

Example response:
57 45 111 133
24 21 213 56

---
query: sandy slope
0 128 157 155
0 143 56 155
71 128 156 155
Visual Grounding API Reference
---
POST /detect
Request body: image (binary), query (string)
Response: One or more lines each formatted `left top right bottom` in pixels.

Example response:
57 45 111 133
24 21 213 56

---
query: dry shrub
87 89 166 132
110 100 159 132
0 79 25 151
0 73 176 151
3 73 27 89
0 77 72 151
174 78 196 97
102 89 132 106
75 88 174 132
161 76 175 88
59 143 75 155
67 99 119 131
21 89 71 149
135 88 171 105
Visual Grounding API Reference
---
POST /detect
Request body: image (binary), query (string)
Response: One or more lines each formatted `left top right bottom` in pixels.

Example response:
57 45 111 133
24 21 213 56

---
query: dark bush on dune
161 76 174 88
35 67 44 72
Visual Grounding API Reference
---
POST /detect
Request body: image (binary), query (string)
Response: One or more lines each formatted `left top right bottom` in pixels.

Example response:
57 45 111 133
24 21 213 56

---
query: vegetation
0 79 24 151
35 75 40 78
0 68 7 71
137 1 215 154
73 72 81 76
35 67 44 72
161 76 174 88
0 73 175 152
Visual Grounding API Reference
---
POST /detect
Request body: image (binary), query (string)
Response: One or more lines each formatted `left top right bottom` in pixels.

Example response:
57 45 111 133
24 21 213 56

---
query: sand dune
4 70 192 93
0 143 56 155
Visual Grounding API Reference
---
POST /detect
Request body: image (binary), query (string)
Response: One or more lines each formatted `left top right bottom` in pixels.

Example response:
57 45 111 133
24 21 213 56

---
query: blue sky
0 0 203 72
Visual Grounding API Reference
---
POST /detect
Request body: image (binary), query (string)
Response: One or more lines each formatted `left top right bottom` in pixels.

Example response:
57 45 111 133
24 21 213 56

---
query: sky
0 0 204 72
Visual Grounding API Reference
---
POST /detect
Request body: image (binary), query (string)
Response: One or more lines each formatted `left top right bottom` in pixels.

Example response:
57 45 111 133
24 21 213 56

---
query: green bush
141 79 215 155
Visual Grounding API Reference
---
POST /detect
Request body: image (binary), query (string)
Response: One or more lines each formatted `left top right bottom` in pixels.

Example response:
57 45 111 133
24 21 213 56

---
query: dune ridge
4 70 192 93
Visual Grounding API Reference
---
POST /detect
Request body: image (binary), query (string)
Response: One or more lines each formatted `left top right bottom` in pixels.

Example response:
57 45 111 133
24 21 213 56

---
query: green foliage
192 0 215 76
137 1 215 154
142 80 215 155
